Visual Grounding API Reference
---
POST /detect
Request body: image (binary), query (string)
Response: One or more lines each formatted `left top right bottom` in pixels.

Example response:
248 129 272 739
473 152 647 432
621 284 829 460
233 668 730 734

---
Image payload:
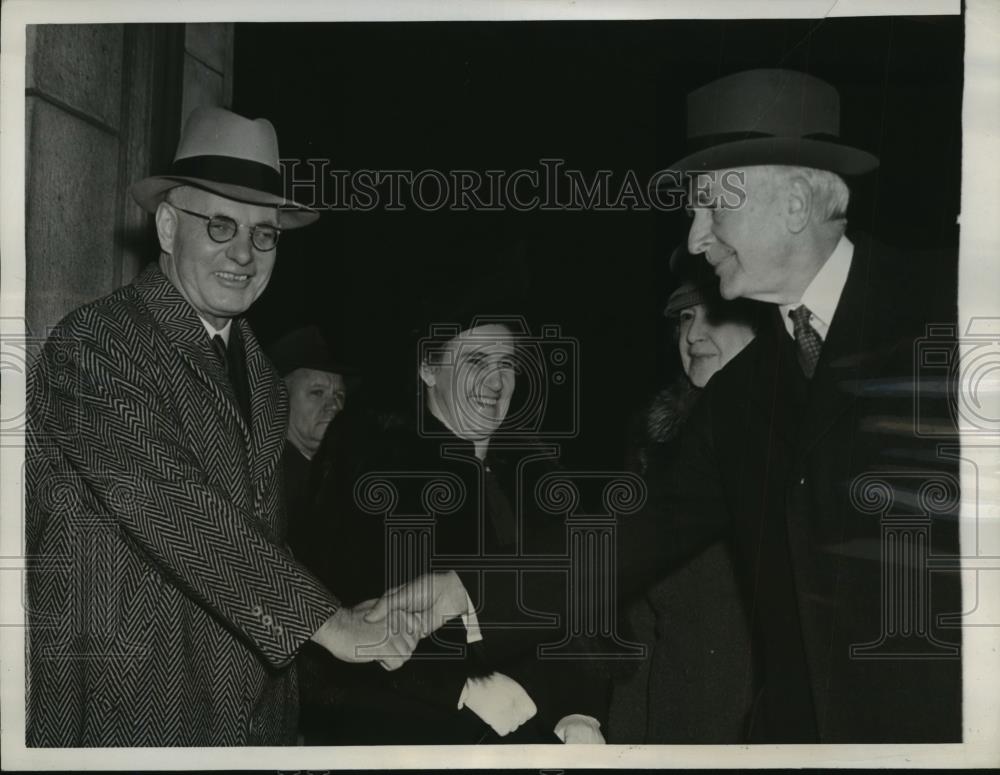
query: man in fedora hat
25 107 417 747
265 325 356 540
618 69 961 742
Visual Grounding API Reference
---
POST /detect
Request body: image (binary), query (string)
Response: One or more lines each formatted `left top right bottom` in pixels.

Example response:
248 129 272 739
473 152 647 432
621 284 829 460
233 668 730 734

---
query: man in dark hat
26 107 416 747
618 69 961 743
266 325 355 543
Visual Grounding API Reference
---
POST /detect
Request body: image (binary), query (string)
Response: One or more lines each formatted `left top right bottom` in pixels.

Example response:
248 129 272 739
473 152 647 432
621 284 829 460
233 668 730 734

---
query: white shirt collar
199 317 232 346
779 234 854 342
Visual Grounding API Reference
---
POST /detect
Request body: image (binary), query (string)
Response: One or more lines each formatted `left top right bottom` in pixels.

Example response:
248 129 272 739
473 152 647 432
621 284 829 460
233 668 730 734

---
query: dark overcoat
26 264 339 746
292 406 609 744
625 235 962 742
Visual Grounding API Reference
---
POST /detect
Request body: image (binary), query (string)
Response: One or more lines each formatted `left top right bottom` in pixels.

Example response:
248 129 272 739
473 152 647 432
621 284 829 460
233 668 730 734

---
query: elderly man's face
157 187 279 328
677 302 755 388
420 323 516 441
286 369 347 456
687 167 795 304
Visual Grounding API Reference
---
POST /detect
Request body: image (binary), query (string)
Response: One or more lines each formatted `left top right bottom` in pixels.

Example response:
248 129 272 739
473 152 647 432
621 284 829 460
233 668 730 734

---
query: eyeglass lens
205 216 279 251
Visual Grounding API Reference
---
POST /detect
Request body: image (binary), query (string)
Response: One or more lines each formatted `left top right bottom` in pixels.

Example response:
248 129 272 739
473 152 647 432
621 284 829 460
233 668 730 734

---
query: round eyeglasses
170 205 282 252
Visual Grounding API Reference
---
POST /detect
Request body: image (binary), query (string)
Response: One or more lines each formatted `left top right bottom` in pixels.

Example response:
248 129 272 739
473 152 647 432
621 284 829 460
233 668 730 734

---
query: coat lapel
798 236 873 454
134 265 239 420
240 318 288 509
133 264 286 518
747 307 805 448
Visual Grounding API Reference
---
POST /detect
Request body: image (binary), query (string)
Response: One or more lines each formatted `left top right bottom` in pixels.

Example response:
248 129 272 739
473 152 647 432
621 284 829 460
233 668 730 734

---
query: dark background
234 16 963 467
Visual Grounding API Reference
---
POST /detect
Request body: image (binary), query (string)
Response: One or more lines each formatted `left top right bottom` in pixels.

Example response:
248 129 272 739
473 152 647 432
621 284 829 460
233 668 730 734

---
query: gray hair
765 165 850 225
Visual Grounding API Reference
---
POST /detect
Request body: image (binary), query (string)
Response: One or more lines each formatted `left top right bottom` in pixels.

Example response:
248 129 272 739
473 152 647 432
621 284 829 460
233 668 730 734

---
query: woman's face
677 303 755 388
420 323 517 441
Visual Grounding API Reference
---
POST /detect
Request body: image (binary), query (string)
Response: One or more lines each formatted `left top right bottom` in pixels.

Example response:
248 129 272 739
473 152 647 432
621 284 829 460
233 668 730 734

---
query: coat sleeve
30 310 339 668
468 416 730 668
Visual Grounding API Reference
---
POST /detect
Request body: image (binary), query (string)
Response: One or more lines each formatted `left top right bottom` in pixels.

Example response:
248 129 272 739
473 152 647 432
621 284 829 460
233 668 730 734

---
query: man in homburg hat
26 107 416 747
620 69 961 742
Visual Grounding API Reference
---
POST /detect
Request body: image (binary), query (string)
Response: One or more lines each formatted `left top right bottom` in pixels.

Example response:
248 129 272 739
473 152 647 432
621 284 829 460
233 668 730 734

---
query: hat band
686 130 841 152
170 155 283 198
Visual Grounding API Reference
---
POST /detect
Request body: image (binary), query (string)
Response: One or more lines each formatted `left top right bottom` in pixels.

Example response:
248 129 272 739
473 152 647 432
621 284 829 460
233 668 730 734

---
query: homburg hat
669 69 879 175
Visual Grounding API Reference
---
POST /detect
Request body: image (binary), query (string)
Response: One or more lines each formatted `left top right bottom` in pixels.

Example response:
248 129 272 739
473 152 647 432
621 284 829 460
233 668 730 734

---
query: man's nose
482 367 503 390
226 227 254 265
687 210 715 256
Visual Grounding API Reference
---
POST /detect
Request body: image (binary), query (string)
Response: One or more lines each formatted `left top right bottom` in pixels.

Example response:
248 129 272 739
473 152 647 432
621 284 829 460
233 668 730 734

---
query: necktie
789 305 823 379
211 333 252 424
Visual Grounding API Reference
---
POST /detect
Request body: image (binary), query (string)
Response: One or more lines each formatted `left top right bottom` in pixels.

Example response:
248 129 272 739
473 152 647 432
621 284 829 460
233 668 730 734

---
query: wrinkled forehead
687 167 769 207
440 324 517 362
288 367 346 389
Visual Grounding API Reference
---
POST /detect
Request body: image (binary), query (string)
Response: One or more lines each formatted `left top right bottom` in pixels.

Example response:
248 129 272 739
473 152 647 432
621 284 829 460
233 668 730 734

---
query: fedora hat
131 106 318 228
266 325 358 378
669 69 878 175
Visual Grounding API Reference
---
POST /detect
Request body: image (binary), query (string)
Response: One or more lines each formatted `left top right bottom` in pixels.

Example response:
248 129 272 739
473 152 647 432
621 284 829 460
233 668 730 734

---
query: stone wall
182 24 234 122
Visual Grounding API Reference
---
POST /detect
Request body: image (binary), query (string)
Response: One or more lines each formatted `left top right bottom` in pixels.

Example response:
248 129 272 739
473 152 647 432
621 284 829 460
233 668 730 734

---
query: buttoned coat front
26 264 339 747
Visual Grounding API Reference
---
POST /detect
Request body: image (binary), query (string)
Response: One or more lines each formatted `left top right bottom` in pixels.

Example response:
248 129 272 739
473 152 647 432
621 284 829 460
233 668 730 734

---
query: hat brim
281 360 360 378
130 175 319 229
668 137 879 177
664 284 710 317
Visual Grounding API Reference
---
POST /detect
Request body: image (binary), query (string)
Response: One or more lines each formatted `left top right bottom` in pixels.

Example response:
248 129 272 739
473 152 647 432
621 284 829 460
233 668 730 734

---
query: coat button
274 625 284 636
252 605 263 616
262 614 272 626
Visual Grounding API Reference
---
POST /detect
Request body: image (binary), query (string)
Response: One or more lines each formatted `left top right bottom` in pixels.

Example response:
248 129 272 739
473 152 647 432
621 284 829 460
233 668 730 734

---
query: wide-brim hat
131 106 318 228
266 325 358 378
669 69 878 176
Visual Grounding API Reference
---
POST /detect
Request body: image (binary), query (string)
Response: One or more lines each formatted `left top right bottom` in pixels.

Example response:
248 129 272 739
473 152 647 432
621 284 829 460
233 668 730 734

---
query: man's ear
418 361 437 388
155 200 178 254
785 175 812 234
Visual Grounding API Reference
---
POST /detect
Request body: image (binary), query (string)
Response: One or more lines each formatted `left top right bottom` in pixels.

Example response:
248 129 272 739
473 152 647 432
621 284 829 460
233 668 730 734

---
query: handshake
309 569 606 742
310 569 470 670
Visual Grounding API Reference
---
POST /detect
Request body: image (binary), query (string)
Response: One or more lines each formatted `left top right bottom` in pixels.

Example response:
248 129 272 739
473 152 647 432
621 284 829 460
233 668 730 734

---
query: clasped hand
363 569 470 639
310 598 420 671
311 571 470 670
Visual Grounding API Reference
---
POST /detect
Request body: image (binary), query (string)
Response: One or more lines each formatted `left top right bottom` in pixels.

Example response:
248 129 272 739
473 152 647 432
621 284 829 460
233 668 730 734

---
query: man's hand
310 602 419 671
364 570 470 638
459 672 537 737
554 714 606 744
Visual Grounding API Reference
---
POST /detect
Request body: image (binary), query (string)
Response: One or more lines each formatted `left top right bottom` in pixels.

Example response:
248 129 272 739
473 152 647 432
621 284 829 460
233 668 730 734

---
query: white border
2 0 997 770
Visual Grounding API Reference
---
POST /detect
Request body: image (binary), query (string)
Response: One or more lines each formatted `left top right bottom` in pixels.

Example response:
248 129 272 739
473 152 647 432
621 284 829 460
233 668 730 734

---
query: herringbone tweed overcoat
26 264 339 747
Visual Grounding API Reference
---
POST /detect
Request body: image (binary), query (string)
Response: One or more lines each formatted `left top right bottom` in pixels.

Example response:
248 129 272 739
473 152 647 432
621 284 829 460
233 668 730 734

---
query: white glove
458 672 537 737
554 714 606 744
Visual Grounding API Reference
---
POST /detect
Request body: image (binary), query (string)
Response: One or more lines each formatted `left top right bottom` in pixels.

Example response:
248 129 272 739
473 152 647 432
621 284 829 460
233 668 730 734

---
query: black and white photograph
2 0 998 770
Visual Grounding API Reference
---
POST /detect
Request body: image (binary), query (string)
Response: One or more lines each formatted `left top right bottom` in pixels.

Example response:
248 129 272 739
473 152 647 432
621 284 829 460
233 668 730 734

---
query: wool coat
610 379 754 743
623 235 962 743
26 264 339 747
